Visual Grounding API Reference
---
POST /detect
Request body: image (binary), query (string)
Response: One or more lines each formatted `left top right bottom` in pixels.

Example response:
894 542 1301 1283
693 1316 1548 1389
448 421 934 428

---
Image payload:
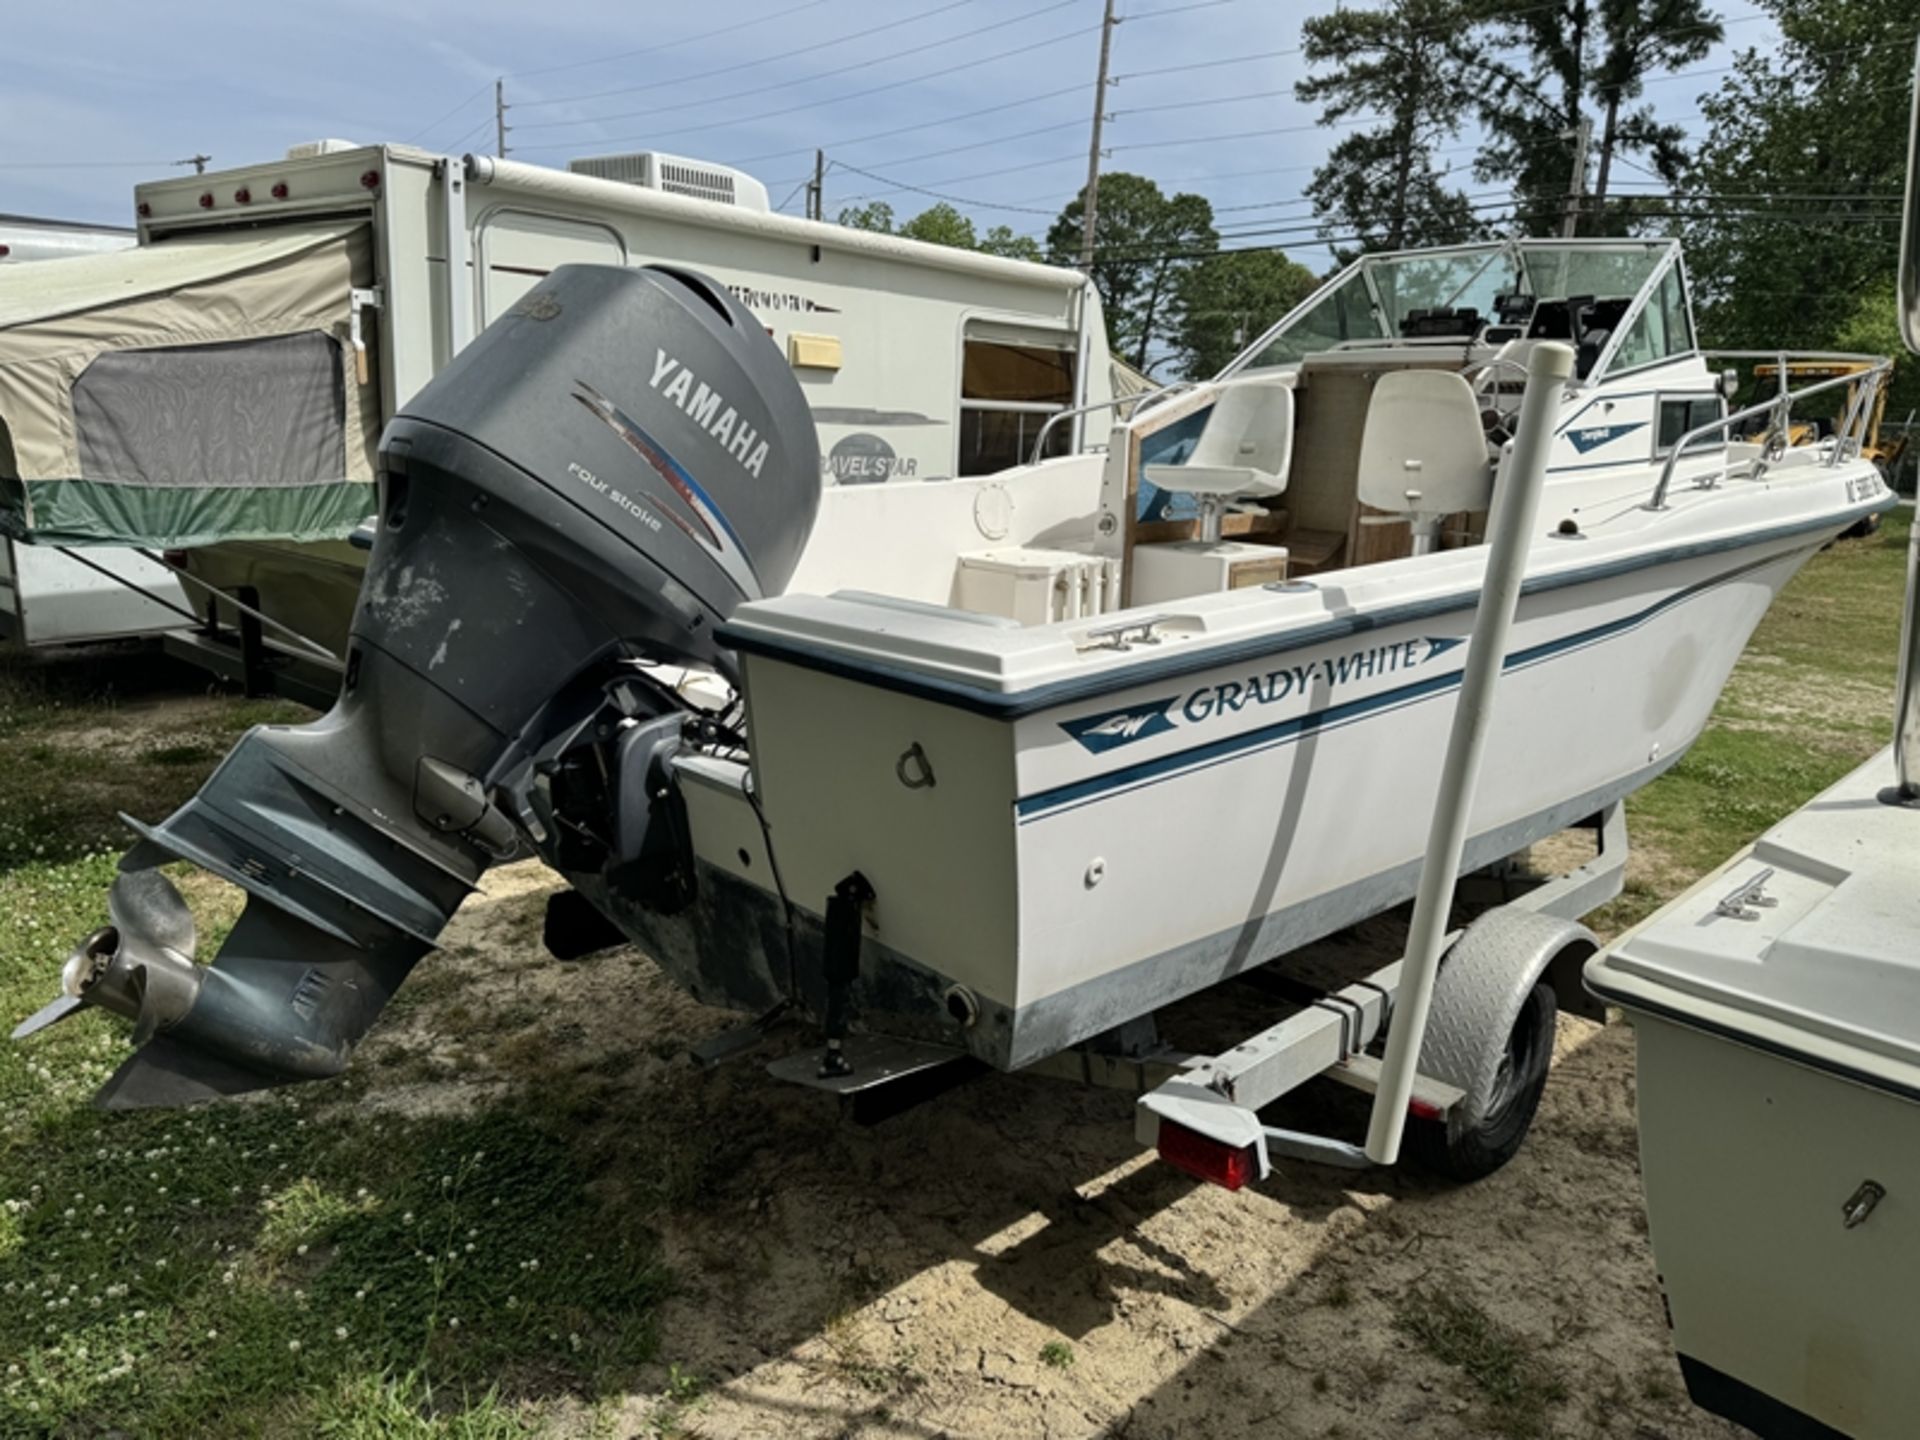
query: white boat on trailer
9 236 1894 1192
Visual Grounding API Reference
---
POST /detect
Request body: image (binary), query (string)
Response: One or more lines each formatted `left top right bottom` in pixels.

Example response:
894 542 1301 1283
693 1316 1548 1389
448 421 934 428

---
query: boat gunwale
718 492 1895 719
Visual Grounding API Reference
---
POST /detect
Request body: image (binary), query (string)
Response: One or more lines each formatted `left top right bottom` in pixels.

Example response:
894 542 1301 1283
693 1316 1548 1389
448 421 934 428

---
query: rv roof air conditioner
567 152 771 213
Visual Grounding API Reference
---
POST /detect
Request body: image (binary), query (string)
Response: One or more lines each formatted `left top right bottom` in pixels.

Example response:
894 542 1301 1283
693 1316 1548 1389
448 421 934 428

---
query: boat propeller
11 868 202 1045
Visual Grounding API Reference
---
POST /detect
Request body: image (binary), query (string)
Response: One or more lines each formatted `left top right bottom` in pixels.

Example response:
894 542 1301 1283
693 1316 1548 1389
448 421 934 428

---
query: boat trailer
762 343 1614 1188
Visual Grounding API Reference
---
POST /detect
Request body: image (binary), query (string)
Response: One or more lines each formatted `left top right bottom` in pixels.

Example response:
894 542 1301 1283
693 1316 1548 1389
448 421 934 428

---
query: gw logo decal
1566 421 1646 454
1059 697 1180 754
1059 636 1466 754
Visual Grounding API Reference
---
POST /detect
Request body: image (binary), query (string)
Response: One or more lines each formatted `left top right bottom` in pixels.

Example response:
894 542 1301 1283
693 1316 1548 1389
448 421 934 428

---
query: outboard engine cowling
13 265 820 1107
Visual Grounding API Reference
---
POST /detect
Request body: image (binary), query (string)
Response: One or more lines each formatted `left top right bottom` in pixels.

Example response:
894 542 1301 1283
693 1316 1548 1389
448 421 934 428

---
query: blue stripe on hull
1014 546 1800 823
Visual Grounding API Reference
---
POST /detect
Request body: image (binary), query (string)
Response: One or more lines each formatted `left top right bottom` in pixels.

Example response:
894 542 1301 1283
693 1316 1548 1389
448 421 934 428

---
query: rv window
73 332 346 487
959 337 1076 476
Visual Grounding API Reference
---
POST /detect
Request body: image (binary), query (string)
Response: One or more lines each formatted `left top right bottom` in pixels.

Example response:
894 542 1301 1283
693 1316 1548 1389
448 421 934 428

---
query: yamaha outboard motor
12 265 820 1107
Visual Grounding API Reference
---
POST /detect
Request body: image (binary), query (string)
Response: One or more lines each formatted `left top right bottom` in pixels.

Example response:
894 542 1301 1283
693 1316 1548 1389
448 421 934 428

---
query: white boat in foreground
11 238 1893 1188
1576 44 1920 1437
1587 749 1920 1440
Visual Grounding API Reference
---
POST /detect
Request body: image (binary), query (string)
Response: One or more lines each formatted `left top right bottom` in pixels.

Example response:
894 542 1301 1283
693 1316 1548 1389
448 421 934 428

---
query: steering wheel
1471 364 1524 437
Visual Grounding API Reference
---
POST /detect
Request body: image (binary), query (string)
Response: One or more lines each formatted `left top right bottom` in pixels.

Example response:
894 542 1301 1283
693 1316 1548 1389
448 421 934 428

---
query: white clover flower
354 1289 366 1301
287 1339 301 1353
334 1326 348 1340
295 1245 308 1257
448 1317 460 1330
206 1330 217 1341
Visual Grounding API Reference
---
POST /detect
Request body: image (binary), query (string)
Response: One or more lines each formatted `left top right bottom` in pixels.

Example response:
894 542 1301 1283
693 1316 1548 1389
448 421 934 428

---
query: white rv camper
0 215 191 651
0 144 1112 691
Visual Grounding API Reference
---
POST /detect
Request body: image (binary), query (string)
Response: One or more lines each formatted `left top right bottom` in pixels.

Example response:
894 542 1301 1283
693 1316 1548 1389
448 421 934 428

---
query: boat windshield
1230 241 1673 373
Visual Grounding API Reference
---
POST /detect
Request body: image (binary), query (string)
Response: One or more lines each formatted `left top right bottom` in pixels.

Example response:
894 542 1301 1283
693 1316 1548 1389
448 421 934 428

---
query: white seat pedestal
1130 540 1289 604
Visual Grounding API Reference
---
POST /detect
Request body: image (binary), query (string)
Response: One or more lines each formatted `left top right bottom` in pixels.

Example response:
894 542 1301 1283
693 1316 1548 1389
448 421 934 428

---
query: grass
1394 1286 1568 1438
0 513 1909 1434
0 653 678 1438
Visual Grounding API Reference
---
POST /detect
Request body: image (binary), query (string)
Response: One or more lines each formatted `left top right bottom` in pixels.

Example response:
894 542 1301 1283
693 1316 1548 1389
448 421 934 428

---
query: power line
726 83 1087 167
0 160 177 170
506 0 838 81
512 0 985 116
826 161 1066 216
404 82 496 147
516 10 1100 155
1082 205 1902 268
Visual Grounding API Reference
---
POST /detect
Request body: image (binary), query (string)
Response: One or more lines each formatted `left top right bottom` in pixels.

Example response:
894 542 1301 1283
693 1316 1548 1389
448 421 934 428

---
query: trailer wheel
1403 909 1590 1182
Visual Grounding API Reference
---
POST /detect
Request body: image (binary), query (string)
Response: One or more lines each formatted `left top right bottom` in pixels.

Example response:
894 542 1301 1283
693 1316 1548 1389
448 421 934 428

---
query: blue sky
4 0 1771 266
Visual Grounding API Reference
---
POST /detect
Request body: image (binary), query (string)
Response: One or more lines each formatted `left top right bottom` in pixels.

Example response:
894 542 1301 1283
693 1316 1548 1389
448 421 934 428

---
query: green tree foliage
836 201 896 232
1295 0 1484 254
980 225 1045 262
1465 0 1721 235
898 202 977 249
1048 172 1218 372
1831 278 1918 425
835 201 1044 263
1175 250 1321 377
1684 0 1910 359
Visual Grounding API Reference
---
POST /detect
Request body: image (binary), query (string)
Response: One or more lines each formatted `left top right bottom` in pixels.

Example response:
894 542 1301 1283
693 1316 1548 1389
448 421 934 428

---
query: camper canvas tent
0 223 378 551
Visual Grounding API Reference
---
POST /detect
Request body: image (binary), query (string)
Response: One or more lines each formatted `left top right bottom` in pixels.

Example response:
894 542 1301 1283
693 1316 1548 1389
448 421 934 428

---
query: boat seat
1356 370 1493 556
1142 378 1293 540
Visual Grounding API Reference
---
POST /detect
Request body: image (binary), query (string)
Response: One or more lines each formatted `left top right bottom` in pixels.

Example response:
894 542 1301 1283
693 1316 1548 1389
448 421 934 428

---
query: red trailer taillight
1156 1120 1259 1191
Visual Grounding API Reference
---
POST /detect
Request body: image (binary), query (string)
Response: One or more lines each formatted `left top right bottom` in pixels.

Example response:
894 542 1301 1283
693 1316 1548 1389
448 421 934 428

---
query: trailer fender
1422 908 1597 1130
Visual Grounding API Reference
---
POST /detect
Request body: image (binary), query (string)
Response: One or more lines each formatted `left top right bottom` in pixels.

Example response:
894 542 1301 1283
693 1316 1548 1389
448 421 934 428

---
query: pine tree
1047 173 1218 373
1295 0 1483 254
1465 0 1722 235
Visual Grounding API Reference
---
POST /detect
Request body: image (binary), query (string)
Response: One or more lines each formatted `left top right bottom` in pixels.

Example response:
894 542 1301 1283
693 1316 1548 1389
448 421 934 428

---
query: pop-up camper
0 143 1111 690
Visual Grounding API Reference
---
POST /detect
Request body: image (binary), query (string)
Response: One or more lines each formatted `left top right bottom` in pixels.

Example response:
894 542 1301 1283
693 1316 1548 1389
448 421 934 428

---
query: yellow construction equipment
1750 359 1907 475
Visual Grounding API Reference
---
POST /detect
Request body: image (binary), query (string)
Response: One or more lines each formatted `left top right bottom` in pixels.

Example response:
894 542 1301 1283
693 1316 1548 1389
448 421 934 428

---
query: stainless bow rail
1646 350 1893 511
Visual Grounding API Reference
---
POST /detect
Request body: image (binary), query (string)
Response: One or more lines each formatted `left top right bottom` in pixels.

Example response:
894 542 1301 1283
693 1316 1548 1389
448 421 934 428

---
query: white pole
1364 340 1575 1165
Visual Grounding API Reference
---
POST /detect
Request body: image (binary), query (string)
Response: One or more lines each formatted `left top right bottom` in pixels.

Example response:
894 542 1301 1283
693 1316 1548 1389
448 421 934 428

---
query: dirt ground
10 638 1831 1439
351 850 1744 1440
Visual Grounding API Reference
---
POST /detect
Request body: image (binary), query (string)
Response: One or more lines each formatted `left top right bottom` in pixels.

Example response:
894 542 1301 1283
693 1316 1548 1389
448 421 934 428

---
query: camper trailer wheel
1404 908 1591 1182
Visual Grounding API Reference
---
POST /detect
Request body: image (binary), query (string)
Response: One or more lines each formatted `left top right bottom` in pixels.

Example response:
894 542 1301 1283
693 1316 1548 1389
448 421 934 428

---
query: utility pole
1077 0 1118 270
1560 117 1591 239
807 149 825 222
495 78 510 159
174 155 212 175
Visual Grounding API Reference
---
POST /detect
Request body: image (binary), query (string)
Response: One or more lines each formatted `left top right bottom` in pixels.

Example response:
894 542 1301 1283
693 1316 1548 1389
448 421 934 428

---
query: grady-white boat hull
616 480 1882 1071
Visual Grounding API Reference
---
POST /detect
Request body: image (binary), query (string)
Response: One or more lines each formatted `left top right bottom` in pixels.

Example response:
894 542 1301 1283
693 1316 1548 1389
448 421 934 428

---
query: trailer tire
1403 908 1589 1182
1406 982 1555 1181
